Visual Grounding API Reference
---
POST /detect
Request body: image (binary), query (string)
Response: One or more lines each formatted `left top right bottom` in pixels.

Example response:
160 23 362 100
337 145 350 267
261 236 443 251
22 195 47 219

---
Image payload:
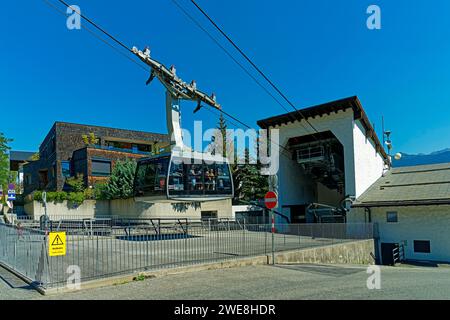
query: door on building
201 211 218 221
381 243 399 266
39 170 49 189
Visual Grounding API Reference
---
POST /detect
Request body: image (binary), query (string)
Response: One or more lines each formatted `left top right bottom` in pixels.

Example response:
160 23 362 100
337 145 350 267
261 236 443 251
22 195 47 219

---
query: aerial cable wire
188 0 322 138
170 0 314 134
43 0 293 158
57 0 131 53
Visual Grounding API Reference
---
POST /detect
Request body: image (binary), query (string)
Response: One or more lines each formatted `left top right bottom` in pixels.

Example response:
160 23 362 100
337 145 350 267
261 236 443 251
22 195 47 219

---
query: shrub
66 174 85 193
93 183 108 200
84 188 95 200
104 159 137 199
54 191 68 202
67 192 85 206
33 191 68 203
34 191 43 202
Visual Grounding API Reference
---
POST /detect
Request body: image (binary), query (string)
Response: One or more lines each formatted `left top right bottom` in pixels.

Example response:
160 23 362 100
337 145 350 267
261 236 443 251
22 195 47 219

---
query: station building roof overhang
256 96 389 162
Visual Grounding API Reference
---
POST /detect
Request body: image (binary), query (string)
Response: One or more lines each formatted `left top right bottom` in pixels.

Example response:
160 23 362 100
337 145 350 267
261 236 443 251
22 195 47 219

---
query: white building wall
274 109 356 221
349 205 450 262
352 121 386 198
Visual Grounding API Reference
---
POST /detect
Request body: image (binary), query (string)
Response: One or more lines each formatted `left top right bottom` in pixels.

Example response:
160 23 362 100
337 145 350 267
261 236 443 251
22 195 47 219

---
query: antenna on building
382 116 393 156
382 116 402 168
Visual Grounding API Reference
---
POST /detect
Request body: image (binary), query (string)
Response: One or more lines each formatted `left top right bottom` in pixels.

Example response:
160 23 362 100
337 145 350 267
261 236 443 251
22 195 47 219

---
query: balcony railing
90 145 155 156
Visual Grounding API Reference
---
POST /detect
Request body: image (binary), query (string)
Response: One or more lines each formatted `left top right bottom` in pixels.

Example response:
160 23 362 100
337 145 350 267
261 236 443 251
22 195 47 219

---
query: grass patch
133 273 156 281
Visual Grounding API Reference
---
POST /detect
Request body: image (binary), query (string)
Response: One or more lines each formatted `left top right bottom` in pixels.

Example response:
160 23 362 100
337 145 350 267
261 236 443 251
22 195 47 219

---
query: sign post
7 183 16 201
41 191 49 233
5 184 16 213
264 191 278 265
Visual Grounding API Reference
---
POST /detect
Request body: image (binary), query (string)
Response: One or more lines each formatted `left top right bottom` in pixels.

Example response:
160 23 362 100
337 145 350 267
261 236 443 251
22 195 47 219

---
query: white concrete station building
257 96 389 224
258 96 450 265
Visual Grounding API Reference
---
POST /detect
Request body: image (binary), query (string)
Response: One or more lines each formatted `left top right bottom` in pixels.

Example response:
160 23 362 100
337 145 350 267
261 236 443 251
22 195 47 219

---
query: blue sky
1 0 449 154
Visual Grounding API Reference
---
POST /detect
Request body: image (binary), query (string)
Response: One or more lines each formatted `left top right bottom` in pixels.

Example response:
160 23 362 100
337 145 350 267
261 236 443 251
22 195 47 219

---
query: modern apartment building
22 122 169 194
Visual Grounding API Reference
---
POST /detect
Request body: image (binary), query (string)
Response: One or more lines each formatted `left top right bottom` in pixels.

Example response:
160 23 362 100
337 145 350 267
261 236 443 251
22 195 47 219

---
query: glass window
216 163 232 193
134 161 152 196
204 163 217 194
168 162 185 194
61 161 71 178
155 161 168 191
414 240 431 253
92 160 111 176
386 211 398 223
134 157 169 197
186 164 204 195
137 144 152 152
167 159 233 198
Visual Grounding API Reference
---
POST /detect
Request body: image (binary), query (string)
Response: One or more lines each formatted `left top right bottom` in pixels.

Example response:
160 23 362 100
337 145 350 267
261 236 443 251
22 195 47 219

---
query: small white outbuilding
349 162 450 264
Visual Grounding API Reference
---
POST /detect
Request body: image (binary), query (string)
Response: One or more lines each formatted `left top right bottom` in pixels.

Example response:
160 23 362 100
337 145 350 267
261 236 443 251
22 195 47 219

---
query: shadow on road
0 267 36 292
271 263 366 277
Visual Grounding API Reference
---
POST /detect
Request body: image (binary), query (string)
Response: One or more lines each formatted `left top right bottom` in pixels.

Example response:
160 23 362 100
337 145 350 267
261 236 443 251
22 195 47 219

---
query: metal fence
0 217 373 289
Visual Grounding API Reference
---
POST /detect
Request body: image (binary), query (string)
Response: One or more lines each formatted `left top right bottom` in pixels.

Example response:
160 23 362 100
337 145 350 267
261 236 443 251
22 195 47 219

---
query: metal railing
0 218 373 289
393 244 405 264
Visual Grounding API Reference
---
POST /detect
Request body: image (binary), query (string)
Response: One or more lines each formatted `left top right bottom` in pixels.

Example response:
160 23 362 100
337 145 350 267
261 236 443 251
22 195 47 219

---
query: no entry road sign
264 191 278 209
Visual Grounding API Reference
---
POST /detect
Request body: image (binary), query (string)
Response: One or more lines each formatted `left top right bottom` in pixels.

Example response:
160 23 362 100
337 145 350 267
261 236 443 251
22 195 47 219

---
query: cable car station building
258 96 389 224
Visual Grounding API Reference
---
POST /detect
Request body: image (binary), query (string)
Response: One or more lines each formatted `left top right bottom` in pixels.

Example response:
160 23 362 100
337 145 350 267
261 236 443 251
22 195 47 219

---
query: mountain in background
392 148 450 167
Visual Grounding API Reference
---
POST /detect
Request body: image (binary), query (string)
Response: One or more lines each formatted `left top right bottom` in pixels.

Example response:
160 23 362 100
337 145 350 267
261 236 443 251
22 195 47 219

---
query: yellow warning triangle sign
52 234 64 246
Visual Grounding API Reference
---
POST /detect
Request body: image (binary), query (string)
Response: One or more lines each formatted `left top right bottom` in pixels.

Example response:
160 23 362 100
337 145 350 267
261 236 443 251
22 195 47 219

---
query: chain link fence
0 217 373 289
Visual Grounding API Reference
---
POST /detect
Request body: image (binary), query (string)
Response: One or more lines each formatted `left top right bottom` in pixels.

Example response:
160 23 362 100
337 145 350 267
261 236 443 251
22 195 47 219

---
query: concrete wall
109 199 232 220
24 198 233 220
352 121 386 198
24 200 110 219
274 239 375 265
349 205 450 262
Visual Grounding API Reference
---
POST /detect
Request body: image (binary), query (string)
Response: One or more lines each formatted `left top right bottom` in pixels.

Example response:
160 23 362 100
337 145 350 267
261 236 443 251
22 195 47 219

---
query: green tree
0 133 12 199
234 148 268 203
93 182 108 200
104 159 137 199
66 173 85 192
209 116 268 203
209 113 234 161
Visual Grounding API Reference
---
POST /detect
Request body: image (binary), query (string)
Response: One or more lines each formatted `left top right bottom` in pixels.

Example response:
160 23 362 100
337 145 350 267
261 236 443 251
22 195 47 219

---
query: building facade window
61 161 71 178
413 240 431 253
105 140 152 153
91 159 111 176
386 211 398 223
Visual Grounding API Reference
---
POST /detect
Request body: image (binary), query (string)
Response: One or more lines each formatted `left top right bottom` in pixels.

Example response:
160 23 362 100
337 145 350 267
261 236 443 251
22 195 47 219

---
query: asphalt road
2 263 450 300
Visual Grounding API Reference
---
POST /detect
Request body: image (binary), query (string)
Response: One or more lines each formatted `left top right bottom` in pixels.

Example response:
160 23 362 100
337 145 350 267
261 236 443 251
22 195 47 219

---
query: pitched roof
353 162 450 207
256 96 388 161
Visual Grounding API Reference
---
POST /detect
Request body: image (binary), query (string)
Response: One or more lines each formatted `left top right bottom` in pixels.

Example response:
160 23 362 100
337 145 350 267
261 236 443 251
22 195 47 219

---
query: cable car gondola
131 46 234 202
134 151 233 202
